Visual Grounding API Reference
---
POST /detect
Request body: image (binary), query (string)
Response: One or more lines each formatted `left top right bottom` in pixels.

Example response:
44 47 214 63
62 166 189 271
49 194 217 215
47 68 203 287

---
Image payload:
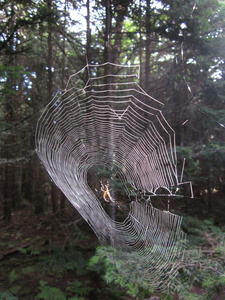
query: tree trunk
104 0 112 64
31 156 45 214
47 0 53 100
111 2 129 65
86 0 92 64
51 183 59 213
145 0 151 91
207 169 212 209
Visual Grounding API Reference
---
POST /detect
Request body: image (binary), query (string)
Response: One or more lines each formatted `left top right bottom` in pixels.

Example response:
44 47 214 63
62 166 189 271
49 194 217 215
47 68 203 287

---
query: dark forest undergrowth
0 197 225 300
0 202 135 300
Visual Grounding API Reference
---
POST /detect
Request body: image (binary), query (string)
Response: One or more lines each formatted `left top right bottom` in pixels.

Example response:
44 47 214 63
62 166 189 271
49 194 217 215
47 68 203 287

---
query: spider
100 179 114 202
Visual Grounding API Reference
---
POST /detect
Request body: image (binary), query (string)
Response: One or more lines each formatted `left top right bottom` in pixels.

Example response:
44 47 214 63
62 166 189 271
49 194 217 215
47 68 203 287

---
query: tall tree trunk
2 4 23 220
47 0 59 213
61 0 67 90
104 0 112 64
139 32 143 86
111 3 128 65
51 183 59 213
145 0 151 91
47 0 53 100
3 164 12 221
3 93 23 220
86 0 92 64
207 168 212 209
59 0 68 210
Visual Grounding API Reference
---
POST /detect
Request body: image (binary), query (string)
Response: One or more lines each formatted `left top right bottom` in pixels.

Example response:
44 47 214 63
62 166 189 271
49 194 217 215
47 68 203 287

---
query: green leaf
22 265 36 274
68 297 86 300
9 286 21 296
0 291 19 300
66 280 93 296
218 274 225 285
9 271 20 285
35 283 66 300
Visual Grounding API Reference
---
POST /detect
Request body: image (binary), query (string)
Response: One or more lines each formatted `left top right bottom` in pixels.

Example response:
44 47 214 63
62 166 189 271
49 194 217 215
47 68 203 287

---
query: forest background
1 0 225 299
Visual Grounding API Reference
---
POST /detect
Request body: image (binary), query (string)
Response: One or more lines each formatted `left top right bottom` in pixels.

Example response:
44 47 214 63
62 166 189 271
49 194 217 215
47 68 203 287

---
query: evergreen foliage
35 281 66 300
89 216 225 299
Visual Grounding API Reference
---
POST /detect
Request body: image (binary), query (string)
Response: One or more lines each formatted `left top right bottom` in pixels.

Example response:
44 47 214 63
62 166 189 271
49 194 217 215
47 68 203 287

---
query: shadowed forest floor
0 202 135 299
0 197 225 300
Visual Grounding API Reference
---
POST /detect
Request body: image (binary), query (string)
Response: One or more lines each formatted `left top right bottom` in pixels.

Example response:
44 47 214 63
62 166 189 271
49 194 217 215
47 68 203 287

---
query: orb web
35 62 192 290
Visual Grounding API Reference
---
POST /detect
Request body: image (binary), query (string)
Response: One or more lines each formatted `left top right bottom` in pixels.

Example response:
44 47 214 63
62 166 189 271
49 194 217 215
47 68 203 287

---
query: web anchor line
180 62 225 129
35 63 192 291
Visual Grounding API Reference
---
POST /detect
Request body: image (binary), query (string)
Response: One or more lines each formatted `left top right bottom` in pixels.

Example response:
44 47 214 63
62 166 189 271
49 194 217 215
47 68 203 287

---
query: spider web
35 62 193 290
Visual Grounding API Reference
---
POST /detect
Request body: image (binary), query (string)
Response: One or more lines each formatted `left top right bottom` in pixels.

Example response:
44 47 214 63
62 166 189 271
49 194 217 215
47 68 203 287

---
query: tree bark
104 0 112 64
145 0 151 90
86 0 92 64
47 0 53 101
